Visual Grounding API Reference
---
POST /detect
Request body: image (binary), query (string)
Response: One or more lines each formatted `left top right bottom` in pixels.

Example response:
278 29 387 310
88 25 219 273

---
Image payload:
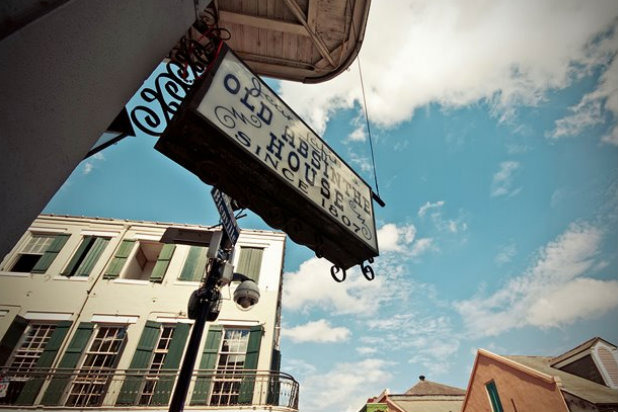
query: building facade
461 338 618 412
360 376 465 412
0 214 297 411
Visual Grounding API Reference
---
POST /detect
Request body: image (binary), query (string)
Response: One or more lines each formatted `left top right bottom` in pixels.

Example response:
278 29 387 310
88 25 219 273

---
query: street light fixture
162 228 260 412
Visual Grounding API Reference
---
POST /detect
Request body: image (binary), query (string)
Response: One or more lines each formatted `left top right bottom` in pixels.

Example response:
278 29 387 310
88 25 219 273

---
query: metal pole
168 289 209 412
168 233 231 412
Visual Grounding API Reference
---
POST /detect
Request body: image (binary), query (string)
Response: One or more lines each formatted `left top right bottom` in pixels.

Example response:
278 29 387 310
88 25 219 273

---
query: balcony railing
0 366 298 410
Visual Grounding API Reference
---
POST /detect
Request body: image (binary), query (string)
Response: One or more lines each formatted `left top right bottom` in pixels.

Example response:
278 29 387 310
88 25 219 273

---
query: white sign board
195 52 377 252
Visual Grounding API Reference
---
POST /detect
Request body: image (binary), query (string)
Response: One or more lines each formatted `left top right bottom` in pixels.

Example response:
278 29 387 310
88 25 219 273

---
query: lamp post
162 228 259 412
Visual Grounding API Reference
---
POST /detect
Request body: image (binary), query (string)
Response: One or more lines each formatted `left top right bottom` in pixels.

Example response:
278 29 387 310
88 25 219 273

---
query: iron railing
0 366 298 410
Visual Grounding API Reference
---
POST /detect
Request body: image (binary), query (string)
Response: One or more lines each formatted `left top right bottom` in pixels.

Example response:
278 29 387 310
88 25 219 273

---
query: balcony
0 366 298 411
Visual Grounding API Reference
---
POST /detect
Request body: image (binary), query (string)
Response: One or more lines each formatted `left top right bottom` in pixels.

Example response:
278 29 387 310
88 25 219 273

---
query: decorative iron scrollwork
330 265 346 283
361 257 375 281
129 14 223 137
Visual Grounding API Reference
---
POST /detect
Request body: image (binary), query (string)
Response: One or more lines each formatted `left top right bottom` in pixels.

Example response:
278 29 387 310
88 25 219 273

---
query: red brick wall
462 354 568 412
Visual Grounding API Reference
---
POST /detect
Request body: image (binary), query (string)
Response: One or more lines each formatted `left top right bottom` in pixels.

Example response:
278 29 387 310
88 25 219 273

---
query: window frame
209 328 251 406
64 324 127 407
4 322 57 377
138 324 175 405
6 233 58 273
485 380 504 412
62 236 110 278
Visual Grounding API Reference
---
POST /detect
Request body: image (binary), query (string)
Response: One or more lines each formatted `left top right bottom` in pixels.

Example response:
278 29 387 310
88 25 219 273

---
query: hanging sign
155 44 378 269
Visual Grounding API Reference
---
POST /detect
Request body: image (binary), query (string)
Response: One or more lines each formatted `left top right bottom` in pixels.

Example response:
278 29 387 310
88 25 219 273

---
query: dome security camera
233 279 260 310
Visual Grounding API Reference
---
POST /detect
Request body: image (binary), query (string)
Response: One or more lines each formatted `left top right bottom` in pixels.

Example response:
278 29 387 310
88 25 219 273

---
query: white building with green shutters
0 214 297 411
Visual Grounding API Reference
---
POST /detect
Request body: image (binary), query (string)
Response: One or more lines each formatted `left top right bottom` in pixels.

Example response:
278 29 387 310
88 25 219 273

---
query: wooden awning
212 0 371 83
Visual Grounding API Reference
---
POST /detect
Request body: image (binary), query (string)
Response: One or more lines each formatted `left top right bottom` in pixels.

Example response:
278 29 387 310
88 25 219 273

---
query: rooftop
505 355 618 405
550 337 617 366
404 377 466 397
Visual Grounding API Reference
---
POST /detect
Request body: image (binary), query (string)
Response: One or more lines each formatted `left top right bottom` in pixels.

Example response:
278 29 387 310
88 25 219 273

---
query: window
104 240 175 282
9 234 69 273
62 236 110 277
179 246 209 282
116 321 190 406
210 329 250 406
191 325 261 406
0 318 71 405
65 325 126 407
138 325 175 405
486 381 504 412
123 242 161 280
6 324 56 374
0 323 56 403
236 247 263 283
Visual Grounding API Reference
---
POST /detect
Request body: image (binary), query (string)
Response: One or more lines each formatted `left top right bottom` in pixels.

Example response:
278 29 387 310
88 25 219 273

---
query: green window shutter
104 239 135 279
237 247 264 283
0 315 28 365
190 324 223 405
151 323 190 405
179 246 208 282
31 234 70 273
76 237 109 277
116 321 161 405
486 381 504 412
238 325 263 404
150 244 176 283
41 322 94 405
17 321 72 405
61 236 93 276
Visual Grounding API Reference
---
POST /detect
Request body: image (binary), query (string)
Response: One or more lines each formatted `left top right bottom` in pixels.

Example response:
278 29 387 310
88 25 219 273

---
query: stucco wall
0 215 285 381
462 353 568 412
0 0 199 261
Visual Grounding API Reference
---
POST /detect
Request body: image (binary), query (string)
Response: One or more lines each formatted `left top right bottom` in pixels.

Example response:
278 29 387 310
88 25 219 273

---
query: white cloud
495 243 517 265
418 200 445 217
299 358 392 412
410 238 435 257
550 39 618 144
282 319 351 343
418 201 468 234
363 313 459 377
348 125 367 142
527 277 618 327
282 254 408 315
455 223 618 337
83 162 94 175
377 223 417 252
356 346 378 355
283 222 431 314
279 1 618 134
82 152 105 175
491 161 521 197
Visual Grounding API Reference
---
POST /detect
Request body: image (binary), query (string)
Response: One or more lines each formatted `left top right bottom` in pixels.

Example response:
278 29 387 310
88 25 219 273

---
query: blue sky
45 2 618 411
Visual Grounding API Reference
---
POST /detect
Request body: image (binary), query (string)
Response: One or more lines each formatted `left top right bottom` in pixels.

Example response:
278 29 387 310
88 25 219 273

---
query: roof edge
479 349 557 384
302 0 372 83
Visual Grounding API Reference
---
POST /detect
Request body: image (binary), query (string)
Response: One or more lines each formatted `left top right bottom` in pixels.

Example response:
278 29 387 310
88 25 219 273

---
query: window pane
21 235 55 255
210 328 250 406
66 326 126 407
0 323 56 404
486 381 504 412
138 325 175 406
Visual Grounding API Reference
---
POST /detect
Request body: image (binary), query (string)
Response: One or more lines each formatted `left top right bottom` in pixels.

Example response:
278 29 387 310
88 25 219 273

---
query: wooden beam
218 10 308 37
307 0 319 29
283 0 336 67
